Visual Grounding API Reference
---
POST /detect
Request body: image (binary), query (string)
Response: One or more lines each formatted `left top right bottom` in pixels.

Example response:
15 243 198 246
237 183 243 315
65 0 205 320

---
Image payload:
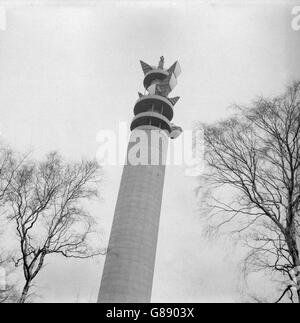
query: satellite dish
170 123 183 139
147 84 157 95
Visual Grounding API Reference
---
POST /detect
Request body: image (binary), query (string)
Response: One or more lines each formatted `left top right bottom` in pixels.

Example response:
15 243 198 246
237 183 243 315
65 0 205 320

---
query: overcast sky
0 0 299 302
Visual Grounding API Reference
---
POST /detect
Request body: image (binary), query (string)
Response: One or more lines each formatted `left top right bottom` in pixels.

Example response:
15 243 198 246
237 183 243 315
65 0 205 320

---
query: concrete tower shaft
98 58 182 303
98 127 168 302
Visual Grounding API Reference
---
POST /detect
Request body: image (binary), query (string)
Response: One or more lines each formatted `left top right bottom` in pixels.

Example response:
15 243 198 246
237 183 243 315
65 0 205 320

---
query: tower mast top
132 57 183 139
158 56 164 69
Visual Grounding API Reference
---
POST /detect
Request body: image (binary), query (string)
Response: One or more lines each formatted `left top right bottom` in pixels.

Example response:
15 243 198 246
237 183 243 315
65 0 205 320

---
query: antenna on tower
158 56 164 69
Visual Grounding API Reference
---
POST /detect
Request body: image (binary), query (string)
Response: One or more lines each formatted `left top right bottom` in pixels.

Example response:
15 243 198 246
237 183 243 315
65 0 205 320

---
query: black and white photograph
0 0 299 307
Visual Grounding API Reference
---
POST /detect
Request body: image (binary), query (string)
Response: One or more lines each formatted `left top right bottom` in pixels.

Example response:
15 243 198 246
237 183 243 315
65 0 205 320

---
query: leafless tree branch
198 80 300 302
6 151 104 303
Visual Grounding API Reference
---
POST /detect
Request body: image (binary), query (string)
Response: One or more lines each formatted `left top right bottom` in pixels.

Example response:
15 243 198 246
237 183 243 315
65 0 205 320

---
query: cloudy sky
0 0 299 302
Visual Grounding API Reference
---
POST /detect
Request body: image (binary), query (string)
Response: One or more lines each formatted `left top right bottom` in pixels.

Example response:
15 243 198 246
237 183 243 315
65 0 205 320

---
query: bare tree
7 152 102 303
199 81 300 303
0 146 24 302
0 146 20 210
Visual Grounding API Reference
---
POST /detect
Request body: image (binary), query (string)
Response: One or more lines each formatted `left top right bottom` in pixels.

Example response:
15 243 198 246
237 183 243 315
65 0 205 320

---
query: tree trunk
297 288 300 304
286 231 300 303
295 261 300 303
291 255 300 303
19 280 31 303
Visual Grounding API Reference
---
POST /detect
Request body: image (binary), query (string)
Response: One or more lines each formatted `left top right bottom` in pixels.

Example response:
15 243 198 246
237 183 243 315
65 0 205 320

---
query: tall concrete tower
98 57 182 303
